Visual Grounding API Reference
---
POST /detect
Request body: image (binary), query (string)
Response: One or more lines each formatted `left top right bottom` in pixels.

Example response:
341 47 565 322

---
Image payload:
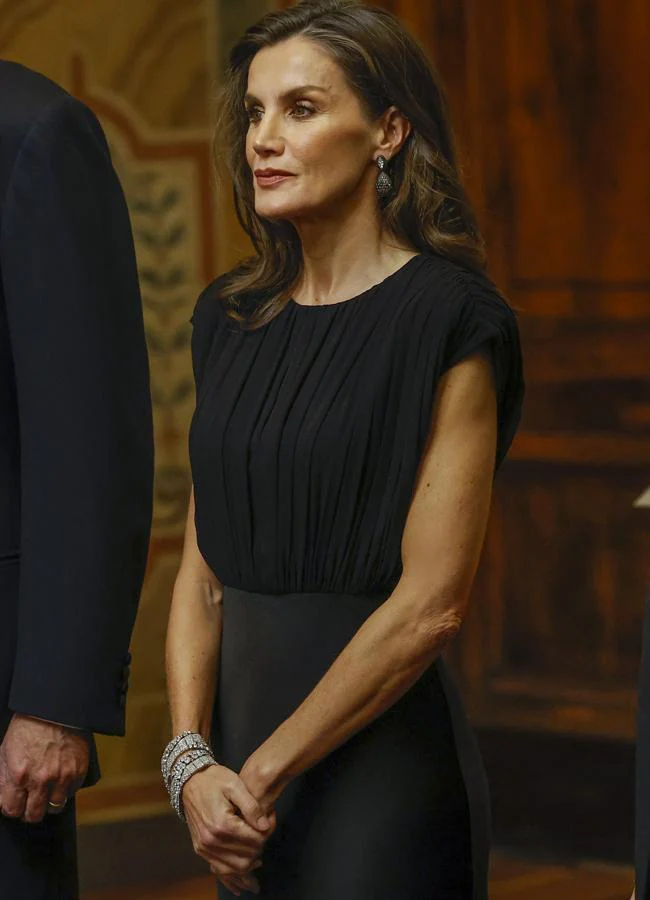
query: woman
165 0 524 897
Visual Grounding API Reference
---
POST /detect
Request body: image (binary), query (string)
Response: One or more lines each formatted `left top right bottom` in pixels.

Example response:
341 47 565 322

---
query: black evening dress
189 252 524 899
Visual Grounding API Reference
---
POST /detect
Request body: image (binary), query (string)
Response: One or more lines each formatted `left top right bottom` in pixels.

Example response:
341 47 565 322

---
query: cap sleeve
442 270 525 469
190 277 228 394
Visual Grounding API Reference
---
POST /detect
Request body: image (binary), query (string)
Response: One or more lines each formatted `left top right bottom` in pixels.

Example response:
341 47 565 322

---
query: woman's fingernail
257 815 270 828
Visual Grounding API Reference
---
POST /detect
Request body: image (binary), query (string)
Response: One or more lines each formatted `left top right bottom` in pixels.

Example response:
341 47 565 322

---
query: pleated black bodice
189 253 524 595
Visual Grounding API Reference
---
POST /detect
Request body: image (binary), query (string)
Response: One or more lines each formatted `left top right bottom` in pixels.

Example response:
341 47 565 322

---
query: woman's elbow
416 604 464 654
397 578 468 652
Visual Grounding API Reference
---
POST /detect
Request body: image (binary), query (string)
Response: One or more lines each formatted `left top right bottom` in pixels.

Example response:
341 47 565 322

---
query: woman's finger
219 876 242 897
205 832 263 856
197 843 260 870
216 869 261 896
195 811 266 856
224 810 274 847
184 771 266 851
210 856 261 886
223 780 271 832
218 874 248 897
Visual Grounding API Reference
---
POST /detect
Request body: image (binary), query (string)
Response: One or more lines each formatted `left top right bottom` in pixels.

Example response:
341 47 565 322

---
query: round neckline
288 253 426 311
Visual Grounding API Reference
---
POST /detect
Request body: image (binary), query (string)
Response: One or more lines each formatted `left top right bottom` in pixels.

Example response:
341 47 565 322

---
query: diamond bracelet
161 731 212 785
170 754 217 820
163 747 207 791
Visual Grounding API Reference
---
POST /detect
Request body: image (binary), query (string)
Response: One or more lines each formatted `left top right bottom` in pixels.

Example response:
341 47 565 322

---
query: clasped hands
0 714 89 823
182 756 282 897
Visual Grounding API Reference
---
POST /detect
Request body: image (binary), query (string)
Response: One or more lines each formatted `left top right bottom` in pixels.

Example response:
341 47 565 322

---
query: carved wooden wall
428 0 650 742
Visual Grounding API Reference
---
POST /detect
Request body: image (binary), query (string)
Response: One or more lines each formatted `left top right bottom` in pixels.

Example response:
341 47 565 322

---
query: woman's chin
255 194 323 223
256 202 302 221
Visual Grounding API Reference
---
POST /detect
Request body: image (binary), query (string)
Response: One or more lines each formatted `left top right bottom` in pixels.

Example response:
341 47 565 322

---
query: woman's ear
376 106 412 159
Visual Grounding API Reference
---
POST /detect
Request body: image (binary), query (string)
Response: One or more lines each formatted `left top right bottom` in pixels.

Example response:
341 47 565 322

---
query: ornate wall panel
456 0 650 741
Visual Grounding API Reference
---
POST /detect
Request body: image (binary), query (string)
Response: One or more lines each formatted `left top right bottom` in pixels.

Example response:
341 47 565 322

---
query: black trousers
0 800 78 899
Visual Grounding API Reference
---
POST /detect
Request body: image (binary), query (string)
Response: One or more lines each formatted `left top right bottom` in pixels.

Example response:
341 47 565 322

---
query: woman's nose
252 113 284 156
253 140 282 157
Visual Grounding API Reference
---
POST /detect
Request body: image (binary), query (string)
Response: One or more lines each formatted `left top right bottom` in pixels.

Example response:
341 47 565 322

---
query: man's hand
0 714 89 823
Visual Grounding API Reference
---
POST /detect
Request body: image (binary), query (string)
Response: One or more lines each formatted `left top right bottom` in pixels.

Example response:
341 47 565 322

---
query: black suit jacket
0 61 153 773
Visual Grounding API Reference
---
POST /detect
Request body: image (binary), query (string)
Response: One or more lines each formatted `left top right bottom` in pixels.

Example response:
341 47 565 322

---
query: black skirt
212 586 490 900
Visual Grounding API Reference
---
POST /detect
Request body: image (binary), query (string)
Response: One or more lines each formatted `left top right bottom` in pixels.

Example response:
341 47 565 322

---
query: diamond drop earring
375 155 393 197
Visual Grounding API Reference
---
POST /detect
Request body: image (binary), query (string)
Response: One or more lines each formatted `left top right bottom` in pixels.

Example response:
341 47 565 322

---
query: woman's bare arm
166 489 223 739
239 352 498 806
165 490 273 897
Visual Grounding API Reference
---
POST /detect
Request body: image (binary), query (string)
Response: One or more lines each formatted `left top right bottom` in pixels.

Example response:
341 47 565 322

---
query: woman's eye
291 103 314 118
245 104 314 123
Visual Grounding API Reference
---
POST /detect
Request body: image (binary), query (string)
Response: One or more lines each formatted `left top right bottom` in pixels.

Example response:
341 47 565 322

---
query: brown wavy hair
214 0 486 329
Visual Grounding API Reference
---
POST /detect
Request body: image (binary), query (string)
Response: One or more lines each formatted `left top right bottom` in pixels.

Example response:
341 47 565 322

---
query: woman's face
244 36 382 223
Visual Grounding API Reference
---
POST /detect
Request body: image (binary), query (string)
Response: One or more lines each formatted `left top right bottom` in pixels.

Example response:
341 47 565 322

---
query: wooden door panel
506 0 650 282
519 316 650 385
523 379 650 432
457 472 649 739
497 470 648 683
445 0 650 742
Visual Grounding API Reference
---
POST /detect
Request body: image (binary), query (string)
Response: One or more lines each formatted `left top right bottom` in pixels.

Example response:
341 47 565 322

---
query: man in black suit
0 61 153 897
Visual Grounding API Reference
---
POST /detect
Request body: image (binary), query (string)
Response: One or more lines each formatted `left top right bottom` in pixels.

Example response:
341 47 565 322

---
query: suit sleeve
1 94 154 735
